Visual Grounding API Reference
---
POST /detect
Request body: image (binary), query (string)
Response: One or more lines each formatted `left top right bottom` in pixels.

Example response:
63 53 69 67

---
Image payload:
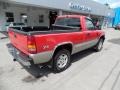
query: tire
53 49 71 73
94 38 104 52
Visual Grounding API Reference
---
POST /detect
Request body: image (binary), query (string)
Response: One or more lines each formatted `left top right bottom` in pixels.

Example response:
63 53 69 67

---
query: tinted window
86 19 95 30
6 18 14 22
55 18 80 28
5 12 14 22
55 18 65 26
6 12 14 17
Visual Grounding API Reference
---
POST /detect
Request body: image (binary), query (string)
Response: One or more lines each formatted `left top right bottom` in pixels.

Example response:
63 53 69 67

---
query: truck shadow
21 64 51 83
71 49 94 63
21 48 94 82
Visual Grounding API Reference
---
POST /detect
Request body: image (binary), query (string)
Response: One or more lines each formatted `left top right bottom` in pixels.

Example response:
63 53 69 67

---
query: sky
93 0 120 8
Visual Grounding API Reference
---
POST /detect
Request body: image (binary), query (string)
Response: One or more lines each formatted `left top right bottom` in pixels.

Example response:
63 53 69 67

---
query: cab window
55 18 80 28
86 18 95 30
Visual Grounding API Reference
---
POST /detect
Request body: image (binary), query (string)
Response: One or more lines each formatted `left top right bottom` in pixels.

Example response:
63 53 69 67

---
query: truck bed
9 25 80 35
8 25 80 55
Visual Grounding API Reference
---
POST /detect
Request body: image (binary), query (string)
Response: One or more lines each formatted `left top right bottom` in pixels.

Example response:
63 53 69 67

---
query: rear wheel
94 38 104 52
53 49 71 73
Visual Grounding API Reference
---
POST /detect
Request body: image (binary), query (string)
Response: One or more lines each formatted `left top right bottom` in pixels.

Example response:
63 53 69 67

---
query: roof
0 0 114 17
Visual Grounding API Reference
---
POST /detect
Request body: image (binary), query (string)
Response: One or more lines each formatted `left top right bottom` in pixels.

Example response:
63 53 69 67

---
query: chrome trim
57 54 69 68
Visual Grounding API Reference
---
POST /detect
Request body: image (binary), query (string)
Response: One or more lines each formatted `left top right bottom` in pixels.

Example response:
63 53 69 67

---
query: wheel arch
100 35 105 41
52 42 73 58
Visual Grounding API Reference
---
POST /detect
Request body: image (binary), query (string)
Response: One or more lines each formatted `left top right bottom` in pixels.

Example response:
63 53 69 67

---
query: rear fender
52 42 73 56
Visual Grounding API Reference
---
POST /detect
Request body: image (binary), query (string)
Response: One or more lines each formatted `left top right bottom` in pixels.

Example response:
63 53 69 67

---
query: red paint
8 15 105 55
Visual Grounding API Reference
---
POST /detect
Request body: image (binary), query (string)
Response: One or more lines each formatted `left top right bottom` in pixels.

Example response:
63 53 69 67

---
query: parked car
5 22 26 32
8 15 105 72
114 23 120 30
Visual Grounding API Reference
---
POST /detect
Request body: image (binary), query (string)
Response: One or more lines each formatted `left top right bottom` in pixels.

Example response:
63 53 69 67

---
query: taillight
27 36 37 54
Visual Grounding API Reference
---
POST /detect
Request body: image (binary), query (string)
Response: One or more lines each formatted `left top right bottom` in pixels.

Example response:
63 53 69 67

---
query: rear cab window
54 17 81 31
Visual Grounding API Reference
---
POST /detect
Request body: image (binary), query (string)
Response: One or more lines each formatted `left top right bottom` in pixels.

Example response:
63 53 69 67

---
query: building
0 0 114 31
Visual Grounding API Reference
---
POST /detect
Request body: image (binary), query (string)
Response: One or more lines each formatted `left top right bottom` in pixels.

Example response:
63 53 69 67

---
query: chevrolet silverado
8 15 105 72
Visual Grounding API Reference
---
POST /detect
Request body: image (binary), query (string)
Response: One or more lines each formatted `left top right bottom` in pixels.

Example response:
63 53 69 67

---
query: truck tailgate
9 29 29 55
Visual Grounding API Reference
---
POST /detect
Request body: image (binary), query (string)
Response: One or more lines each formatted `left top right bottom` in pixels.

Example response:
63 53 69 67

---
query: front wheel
53 49 71 73
94 38 104 52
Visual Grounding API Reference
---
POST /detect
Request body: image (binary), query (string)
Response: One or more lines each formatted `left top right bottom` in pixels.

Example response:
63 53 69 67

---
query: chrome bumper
7 44 32 67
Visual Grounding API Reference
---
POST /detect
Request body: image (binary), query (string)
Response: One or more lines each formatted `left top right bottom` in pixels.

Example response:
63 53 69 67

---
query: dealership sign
69 2 92 12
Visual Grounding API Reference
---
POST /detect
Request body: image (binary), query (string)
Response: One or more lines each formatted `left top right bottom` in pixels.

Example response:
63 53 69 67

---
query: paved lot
0 28 120 90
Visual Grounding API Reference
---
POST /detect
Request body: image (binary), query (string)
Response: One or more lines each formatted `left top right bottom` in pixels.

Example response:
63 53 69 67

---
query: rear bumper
7 44 32 67
7 44 53 66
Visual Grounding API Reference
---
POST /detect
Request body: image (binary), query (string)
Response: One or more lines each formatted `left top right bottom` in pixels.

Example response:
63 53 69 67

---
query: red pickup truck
8 15 105 72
